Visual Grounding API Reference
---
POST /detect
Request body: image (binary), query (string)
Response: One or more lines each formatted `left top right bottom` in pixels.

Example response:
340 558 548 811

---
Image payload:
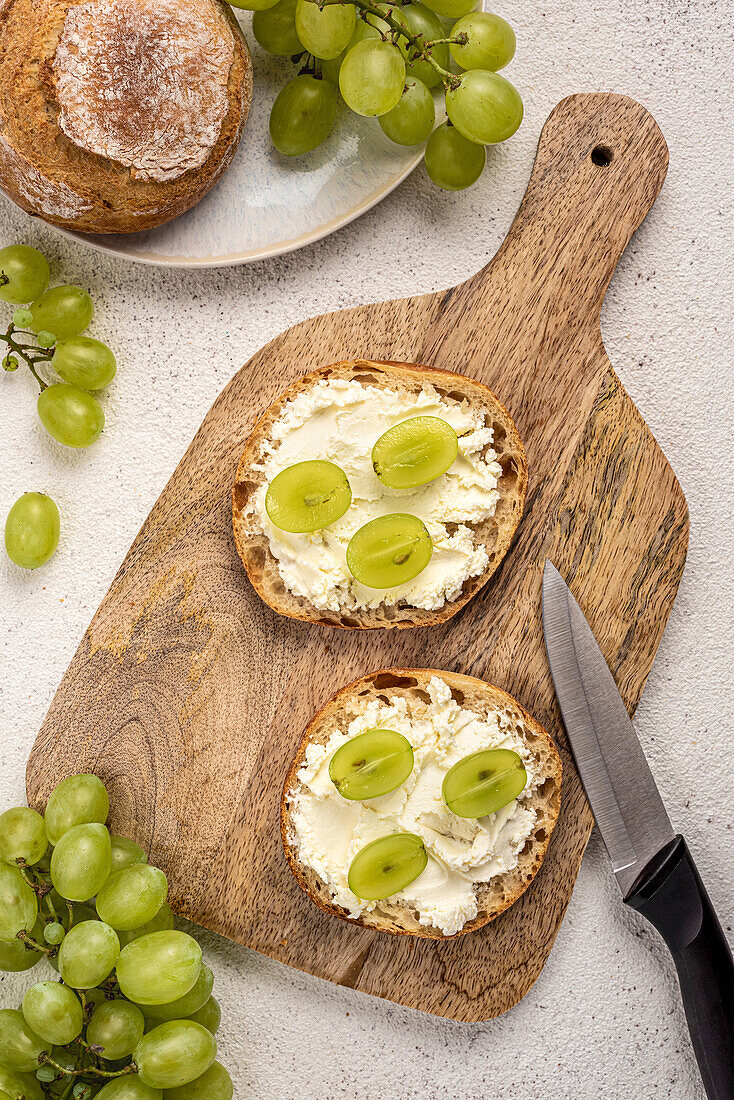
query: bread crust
232 359 528 630
0 0 253 234
281 667 562 938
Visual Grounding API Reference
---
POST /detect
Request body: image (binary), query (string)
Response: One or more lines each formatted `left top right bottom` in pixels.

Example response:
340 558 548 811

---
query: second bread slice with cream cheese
232 359 527 629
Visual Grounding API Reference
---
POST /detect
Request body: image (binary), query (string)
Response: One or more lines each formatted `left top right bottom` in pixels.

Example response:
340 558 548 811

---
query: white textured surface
0 0 732 1095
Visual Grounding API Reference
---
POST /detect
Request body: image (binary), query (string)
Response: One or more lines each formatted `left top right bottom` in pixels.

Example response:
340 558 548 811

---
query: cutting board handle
460 93 669 330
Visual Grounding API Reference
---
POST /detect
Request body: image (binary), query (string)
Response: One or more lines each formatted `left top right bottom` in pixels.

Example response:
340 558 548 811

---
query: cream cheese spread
253 378 502 612
289 676 539 936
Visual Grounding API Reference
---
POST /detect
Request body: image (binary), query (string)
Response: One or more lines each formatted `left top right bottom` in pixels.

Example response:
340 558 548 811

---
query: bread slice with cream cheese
281 668 562 938
232 359 527 629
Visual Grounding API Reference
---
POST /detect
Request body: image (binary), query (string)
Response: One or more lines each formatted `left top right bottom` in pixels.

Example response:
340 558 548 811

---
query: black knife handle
625 835 734 1100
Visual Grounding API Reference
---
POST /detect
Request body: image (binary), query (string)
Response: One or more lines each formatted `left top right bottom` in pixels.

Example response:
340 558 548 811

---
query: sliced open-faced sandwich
232 359 527 629
281 668 562 938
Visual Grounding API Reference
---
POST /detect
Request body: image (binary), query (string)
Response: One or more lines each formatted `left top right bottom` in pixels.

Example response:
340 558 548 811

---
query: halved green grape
29 286 93 339
143 964 213 1022
442 748 527 817
269 75 338 156
52 337 117 390
0 933 41 973
164 1061 233 1100
339 39 406 116
95 1080 162 1100
445 69 523 144
0 245 50 304
21 982 83 1045
346 513 432 588
116 901 175 950
37 383 105 448
0 807 47 866
45 774 109 845
347 833 427 900
252 0 301 55
265 460 351 532
87 1000 145 1059
50 822 112 901
134 1021 216 1090
372 416 458 487
392 1 448 87
116 931 202 1006
329 729 414 800
0 862 38 940
420 0 475 17
96 865 168 931
0 1066 44 1100
186 995 221 1035
425 121 485 189
110 835 148 874
0 1008 50 1072
57 920 119 988
4 492 60 570
379 78 435 145
295 0 355 58
449 11 515 71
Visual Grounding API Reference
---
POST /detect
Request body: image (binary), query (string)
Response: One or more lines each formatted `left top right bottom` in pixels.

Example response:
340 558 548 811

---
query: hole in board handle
591 145 613 167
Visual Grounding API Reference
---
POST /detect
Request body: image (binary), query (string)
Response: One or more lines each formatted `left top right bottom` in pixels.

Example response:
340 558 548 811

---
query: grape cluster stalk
0 774 233 1099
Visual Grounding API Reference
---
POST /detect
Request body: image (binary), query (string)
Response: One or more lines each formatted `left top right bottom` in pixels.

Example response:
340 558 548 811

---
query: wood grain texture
26 94 689 1022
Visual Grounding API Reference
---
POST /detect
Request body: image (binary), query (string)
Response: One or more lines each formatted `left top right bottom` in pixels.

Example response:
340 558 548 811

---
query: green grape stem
38 1052 138 1080
1 322 53 390
16 929 55 956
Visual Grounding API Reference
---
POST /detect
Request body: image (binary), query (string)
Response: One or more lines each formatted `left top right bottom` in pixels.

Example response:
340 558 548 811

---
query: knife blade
542 560 734 1100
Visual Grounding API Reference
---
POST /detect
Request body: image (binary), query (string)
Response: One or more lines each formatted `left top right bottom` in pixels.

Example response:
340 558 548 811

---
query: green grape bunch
1 243 118 571
231 0 522 190
0 773 233 1099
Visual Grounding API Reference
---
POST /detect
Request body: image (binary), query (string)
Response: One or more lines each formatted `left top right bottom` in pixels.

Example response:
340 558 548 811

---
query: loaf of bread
232 359 528 630
281 668 562 937
0 0 253 234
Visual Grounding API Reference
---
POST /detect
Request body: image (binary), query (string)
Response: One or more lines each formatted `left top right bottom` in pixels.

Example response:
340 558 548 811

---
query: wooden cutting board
27 93 689 1022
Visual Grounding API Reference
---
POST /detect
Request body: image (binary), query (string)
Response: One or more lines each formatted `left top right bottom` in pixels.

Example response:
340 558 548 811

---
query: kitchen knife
542 560 734 1100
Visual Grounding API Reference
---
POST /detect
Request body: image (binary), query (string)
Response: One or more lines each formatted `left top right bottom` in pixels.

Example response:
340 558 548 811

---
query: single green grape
37 383 105 448
347 833 427 900
379 78 435 146
295 0 355 58
186 995 221 1035
116 901 175 950
227 0 279 9
57 920 120 988
420 0 476 17
43 922 65 945
0 1008 50 1073
0 862 38 940
252 0 301 54
134 1021 217 1090
11 307 33 327
445 68 523 144
269 75 338 157
116 931 202 1006
449 10 515 71
0 806 47 866
96 865 168 931
164 1061 233 1100
442 748 527 817
52 337 117 390
21 981 83 1045
110 835 148 873
36 330 56 349
392 1 449 88
0 1065 44 1100
265 460 351 532
346 513 432 588
0 245 50 304
95 1079 162 1100
45 774 110 845
339 39 406 116
0 933 41 973
50 822 112 901
329 729 414 800
372 416 458 486
4 492 60 570
142 964 213 1022
29 285 94 339
424 121 485 189
87 1000 145 1059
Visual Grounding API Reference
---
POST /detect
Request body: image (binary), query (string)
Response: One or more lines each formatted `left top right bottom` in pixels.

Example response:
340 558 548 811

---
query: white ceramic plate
52 11 425 269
